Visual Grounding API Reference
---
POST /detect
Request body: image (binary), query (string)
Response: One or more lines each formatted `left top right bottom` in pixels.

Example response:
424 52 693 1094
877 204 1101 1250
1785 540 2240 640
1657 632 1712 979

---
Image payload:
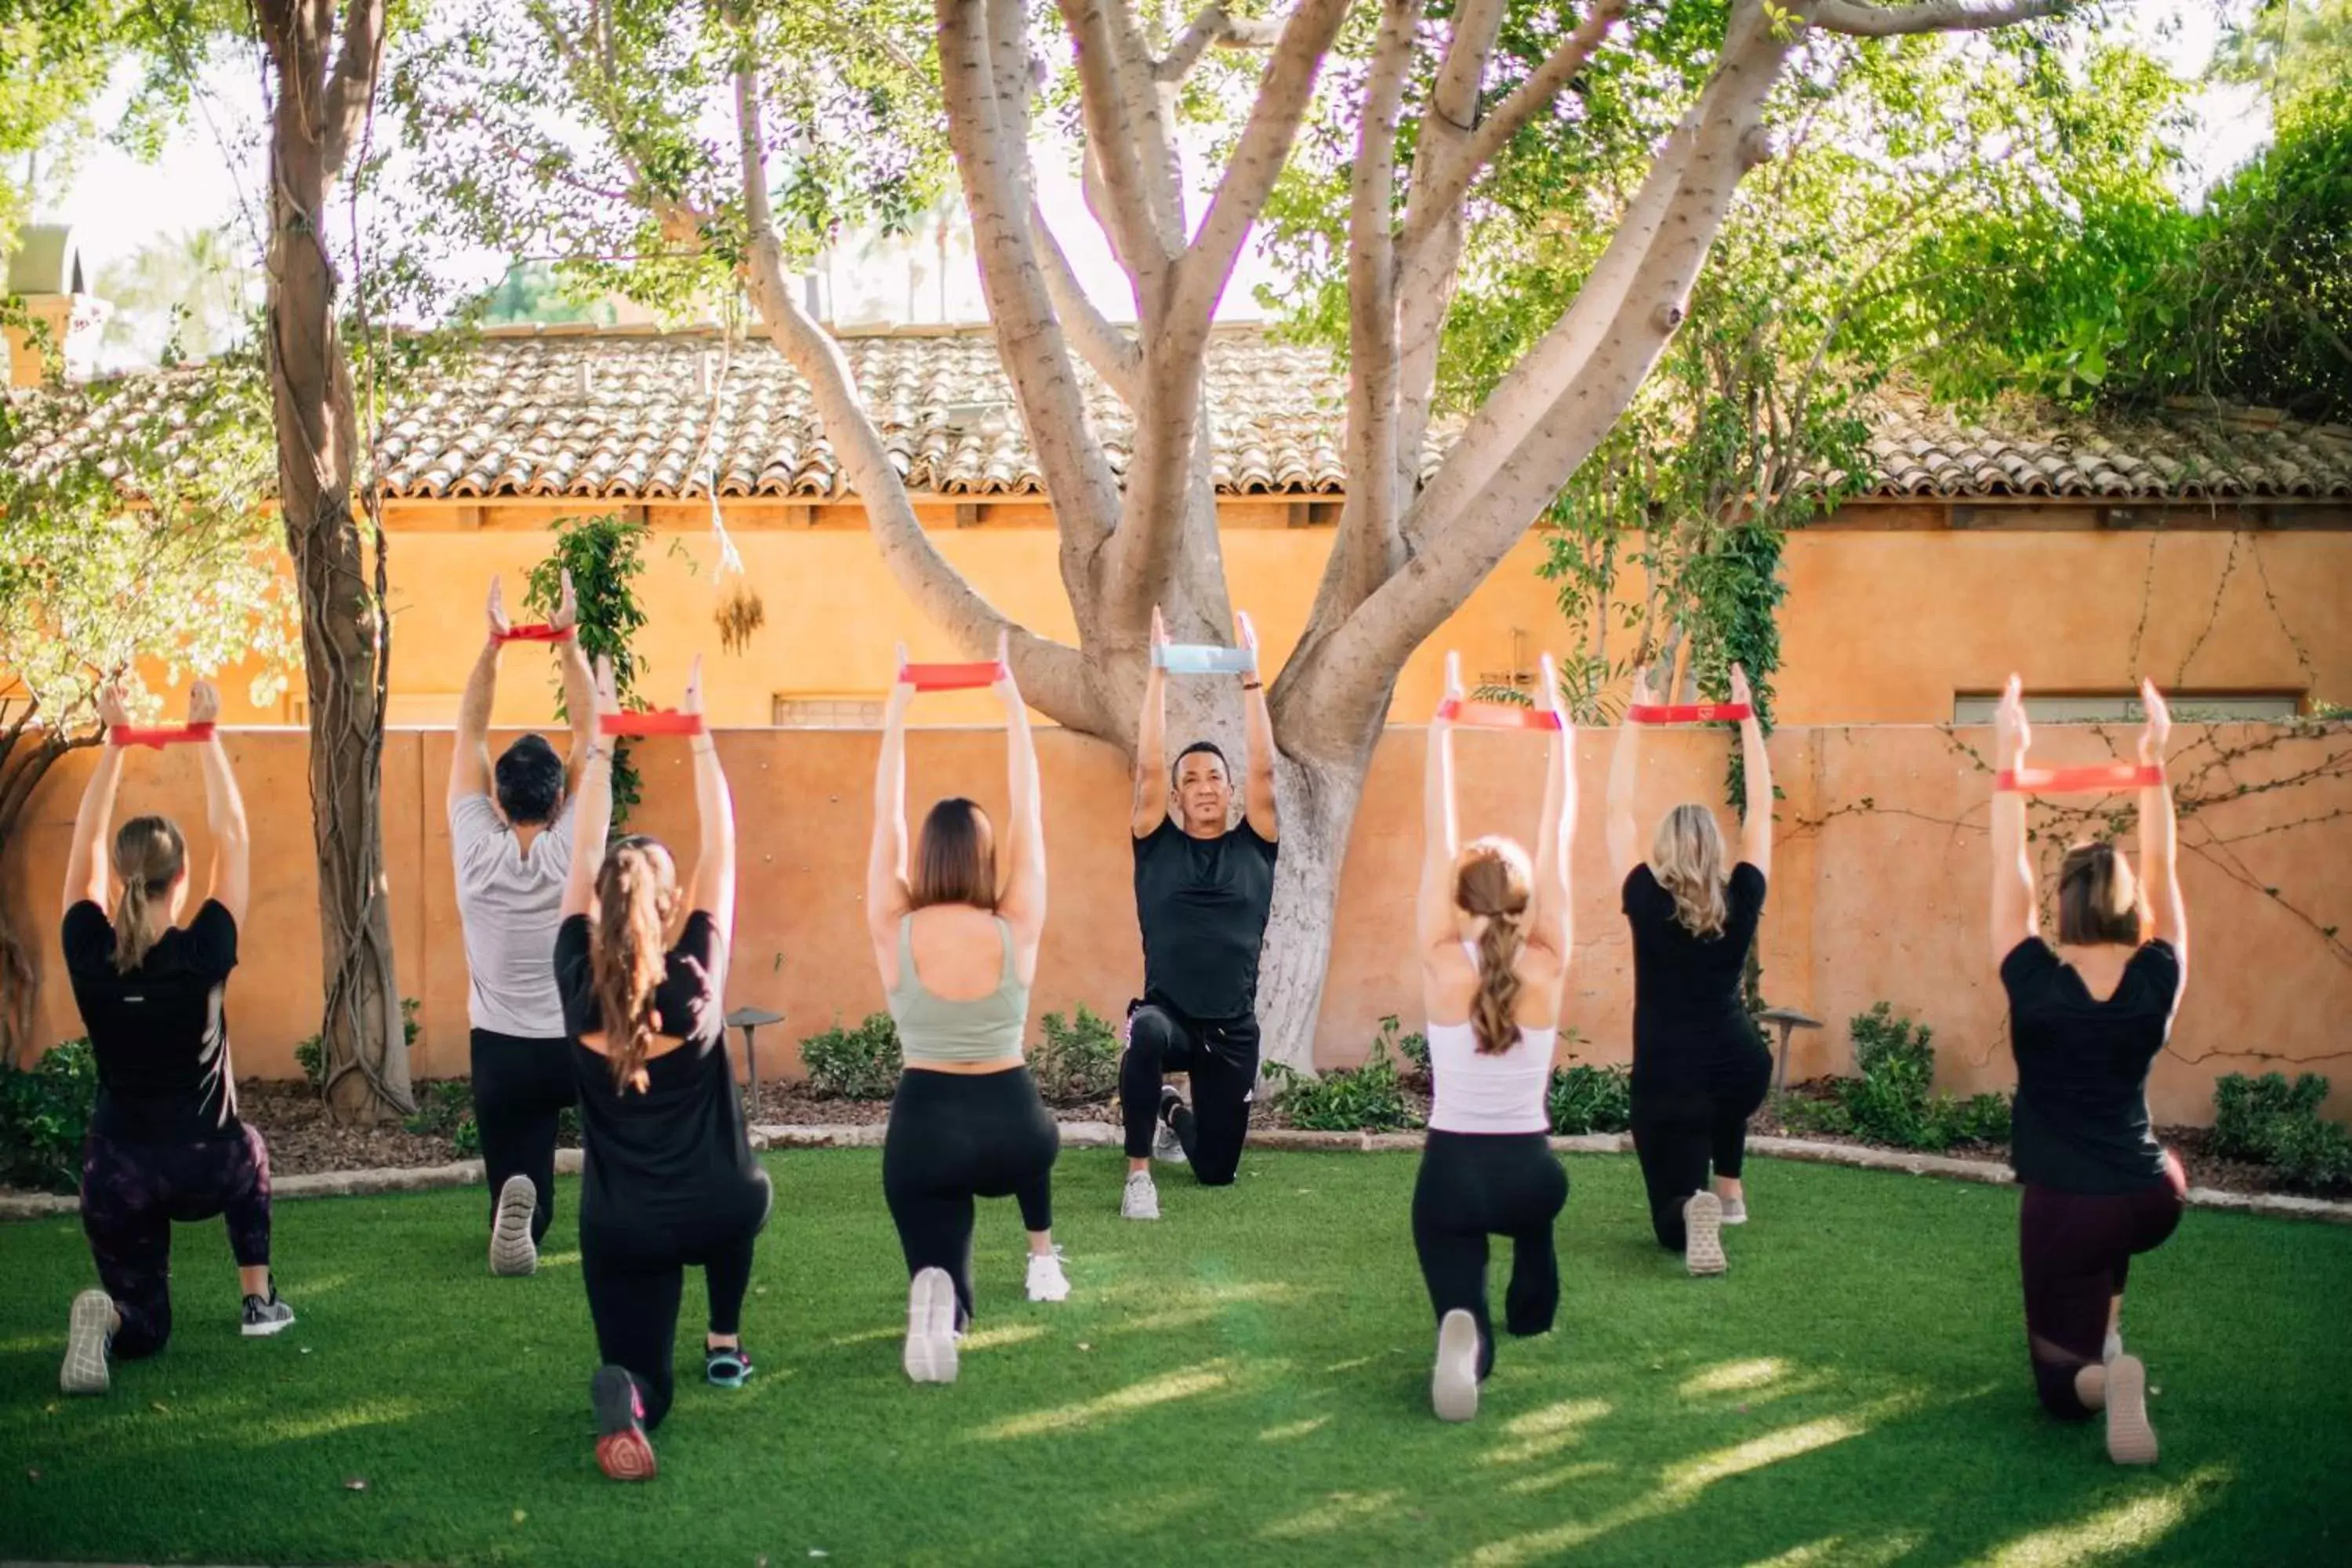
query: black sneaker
591 1365 657 1480
241 1285 296 1338
705 1342 753 1388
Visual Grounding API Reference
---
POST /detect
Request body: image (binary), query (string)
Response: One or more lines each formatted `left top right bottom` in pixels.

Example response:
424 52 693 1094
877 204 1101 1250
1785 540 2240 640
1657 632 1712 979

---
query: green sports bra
886 913 1030 1065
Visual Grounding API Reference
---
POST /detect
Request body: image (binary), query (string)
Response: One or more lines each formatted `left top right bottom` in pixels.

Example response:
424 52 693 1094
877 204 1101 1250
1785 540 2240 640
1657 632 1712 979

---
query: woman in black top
556 656 766 1483
56 682 292 1399
1606 665 1773 1276
1989 677 2186 1467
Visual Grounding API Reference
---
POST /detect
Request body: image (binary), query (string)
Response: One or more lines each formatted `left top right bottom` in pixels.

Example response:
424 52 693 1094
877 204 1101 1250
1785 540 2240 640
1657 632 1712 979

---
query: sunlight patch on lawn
1479 1398 1613 1466
260 1396 428 1443
959 1323 1047 1352
1257 1490 1406 1539
1258 1416 1331 1442
828 1326 905 1348
1976 1466 2230 1567
1664 1415 1867 1492
975 1360 1234 1441
1680 1358 1787 1397
1740 1533 1922 1567
1501 1461 1617 1496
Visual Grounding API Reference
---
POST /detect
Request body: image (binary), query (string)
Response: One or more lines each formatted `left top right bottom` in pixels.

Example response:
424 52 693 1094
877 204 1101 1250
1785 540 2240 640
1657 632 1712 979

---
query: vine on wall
526 513 650 829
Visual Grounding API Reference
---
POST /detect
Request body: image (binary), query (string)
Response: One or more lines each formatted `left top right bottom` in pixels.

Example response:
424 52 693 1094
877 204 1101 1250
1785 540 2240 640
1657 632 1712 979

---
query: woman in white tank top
1413 653 1576 1423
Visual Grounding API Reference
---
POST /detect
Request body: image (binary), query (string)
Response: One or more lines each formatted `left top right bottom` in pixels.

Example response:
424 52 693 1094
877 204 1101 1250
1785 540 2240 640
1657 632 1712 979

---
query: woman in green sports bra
868 633 1065 1388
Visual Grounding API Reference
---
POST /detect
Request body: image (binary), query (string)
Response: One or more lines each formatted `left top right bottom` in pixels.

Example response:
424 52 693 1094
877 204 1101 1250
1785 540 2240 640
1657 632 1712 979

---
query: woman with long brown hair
58 681 290 1399
1414 654 1575 1422
1606 662 1773 1276
555 655 764 1481
871 633 1062 1386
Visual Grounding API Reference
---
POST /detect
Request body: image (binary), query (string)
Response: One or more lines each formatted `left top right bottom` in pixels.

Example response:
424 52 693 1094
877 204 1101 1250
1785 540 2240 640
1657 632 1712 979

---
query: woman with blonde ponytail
554 655 767 1482
58 682 291 1401
1414 654 1575 1423
1606 662 1776 1276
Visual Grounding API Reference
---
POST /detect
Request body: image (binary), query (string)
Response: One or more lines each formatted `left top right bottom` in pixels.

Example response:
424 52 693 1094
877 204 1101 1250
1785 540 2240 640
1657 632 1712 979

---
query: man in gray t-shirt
449 572 594 1276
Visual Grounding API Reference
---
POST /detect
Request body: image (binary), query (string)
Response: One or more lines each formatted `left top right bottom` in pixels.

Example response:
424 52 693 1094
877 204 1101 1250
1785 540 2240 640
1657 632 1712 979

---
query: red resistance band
1437 699 1563 731
110 722 217 750
1996 764 2165 795
1627 702 1752 724
900 661 1008 692
598 709 706 738
495 623 573 644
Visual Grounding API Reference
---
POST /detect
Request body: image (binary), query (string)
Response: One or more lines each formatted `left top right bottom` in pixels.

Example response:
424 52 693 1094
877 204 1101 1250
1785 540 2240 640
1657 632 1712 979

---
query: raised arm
993 630 1048 950
867 650 916 949
187 682 249 924
561 657 620 920
677 658 735 949
550 571 594 798
1529 655 1576 962
1238 611 1279 841
1417 655 1465 966
63 685 131 913
449 576 506 811
1988 674 2038 966
1731 664 1772 878
1131 606 1170 839
2137 678 2186 970
1606 669 1650 882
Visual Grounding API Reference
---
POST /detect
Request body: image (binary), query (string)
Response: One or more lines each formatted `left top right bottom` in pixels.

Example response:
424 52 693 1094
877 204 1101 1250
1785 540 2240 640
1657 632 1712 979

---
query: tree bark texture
0 722 81 1065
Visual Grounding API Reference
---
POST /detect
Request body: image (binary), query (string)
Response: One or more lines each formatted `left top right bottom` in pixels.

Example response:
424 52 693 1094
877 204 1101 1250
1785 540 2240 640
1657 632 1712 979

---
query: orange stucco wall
13 720 2348 1127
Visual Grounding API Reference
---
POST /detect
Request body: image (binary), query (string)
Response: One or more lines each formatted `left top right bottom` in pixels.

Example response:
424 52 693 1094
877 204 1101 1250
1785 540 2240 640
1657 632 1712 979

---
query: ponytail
592 838 672 1094
110 816 187 975
1454 836 1534 1056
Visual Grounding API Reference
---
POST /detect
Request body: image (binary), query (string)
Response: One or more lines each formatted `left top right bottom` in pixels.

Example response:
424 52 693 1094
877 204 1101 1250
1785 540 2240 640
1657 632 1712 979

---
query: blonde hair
1455 837 1533 1056
111 816 187 974
1652 804 1728 938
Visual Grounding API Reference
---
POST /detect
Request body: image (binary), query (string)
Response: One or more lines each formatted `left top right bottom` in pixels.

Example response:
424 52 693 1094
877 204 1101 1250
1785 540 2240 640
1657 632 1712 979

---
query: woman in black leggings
1989 677 2186 1466
556 656 767 1482
869 633 1063 1386
57 681 292 1396
1606 664 1773 1276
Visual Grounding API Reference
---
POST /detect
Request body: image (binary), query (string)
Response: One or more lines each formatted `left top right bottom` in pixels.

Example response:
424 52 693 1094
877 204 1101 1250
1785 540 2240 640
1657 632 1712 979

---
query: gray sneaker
490 1174 540 1276
1432 1308 1480 1423
1719 1196 1748 1226
1153 1087 1188 1164
60 1289 112 1395
1683 1192 1727 1276
1120 1169 1161 1221
241 1286 296 1338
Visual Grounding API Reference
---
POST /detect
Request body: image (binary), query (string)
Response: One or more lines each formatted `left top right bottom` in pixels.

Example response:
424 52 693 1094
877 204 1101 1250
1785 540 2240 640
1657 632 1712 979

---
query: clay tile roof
11 327 2350 504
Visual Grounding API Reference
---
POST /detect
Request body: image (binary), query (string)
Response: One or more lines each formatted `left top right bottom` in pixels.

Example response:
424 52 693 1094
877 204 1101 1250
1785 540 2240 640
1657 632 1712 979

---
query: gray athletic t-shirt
450 792 575 1038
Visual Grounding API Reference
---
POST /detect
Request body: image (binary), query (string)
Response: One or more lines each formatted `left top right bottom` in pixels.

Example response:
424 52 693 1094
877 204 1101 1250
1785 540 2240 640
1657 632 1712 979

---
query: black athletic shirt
1622 863 1769 1084
60 898 241 1143
1134 816 1277 1022
2002 937 2180 1194
554 911 762 1234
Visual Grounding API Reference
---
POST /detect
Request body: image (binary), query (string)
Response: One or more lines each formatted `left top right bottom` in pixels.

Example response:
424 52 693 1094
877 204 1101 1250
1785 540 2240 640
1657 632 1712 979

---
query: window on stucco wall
773 695 884 728
1951 691 2303 725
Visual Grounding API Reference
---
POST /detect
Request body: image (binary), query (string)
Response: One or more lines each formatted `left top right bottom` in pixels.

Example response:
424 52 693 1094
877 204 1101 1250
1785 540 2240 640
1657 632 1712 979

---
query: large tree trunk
260 1 408 1121
1253 753 1372 1072
0 728 77 1066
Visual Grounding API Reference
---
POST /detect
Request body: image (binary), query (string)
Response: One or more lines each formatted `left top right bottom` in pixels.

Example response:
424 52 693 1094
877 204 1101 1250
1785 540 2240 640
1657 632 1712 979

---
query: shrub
452 1116 483 1159
1548 1059 1632 1135
2211 1072 2351 1195
2268 1115 2352 1196
1384 1015 1430 1076
1031 1006 1121 1105
0 1039 100 1193
557 1105 583 1146
800 1013 902 1101
1825 1003 2013 1152
403 1079 475 1140
1265 1036 1418 1133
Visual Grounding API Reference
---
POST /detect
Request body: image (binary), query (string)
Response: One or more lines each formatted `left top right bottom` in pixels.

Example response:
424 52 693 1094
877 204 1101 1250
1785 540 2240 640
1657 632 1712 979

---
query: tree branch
1155 2 1286 82
1060 0 1178 294
1812 0 2073 35
1033 198 1144 401
319 0 387 173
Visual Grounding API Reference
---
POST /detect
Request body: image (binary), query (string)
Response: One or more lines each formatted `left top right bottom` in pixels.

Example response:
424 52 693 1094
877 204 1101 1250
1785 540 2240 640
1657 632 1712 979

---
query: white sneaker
1432 1308 1480 1422
1719 1195 1748 1226
1120 1169 1161 1221
2103 1330 2124 1365
903 1267 959 1385
1153 1088 1189 1164
61 1289 112 1396
1025 1247 1071 1303
490 1174 539 1277
1683 1192 1727 1276
2103 1354 2158 1465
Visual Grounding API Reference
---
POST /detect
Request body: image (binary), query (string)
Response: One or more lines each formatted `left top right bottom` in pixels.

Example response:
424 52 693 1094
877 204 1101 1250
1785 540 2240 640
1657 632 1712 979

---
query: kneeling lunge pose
1991 677 2187 1466
872 635 1064 1386
60 682 290 1397
1606 665 1773 1275
1417 655 1576 1423
559 658 768 1481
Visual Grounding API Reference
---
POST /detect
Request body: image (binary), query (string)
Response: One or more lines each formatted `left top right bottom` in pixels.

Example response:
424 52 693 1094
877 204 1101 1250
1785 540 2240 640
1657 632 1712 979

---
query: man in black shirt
1120 608 1279 1220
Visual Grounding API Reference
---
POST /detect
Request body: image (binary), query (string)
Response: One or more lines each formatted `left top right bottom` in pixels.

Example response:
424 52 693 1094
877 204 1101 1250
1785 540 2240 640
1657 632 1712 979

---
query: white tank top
1427 936 1555 1138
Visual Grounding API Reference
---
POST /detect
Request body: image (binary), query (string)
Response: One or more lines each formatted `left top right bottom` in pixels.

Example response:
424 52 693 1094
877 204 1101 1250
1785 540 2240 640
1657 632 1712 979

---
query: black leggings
580 1174 770 1430
471 1029 576 1245
882 1066 1058 1328
2020 1171 2184 1419
79 1124 272 1359
1120 1000 1259 1185
1631 1048 1772 1251
1413 1131 1568 1381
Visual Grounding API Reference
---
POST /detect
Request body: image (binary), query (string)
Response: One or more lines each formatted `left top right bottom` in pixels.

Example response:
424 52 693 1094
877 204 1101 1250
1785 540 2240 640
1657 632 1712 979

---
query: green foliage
557 1105 583 1146
1029 1006 1121 1106
1817 1003 2013 1152
527 513 650 827
0 1039 99 1193
294 1033 325 1090
800 1013 903 1102
94 226 260 369
1384 1015 1431 1076
478 261 619 328
2211 1071 2352 1194
1265 1036 1418 1134
402 1080 477 1141
1548 1061 1633 1137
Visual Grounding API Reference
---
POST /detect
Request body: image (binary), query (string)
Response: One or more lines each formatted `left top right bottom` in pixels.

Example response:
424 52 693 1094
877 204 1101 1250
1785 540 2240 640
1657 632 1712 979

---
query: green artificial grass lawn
2 1151 2348 1568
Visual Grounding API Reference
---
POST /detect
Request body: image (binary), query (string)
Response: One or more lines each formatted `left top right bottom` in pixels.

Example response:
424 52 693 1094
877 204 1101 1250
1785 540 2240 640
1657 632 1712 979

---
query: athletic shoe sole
490 1174 539 1277
590 1366 657 1482
1432 1308 1480 1423
904 1267 960 1385
61 1289 111 1396
2104 1354 2158 1465
1684 1192 1728 1276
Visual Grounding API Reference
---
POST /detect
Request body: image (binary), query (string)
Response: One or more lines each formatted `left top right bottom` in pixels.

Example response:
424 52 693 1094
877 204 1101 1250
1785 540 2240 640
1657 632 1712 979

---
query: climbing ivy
526 513 651 829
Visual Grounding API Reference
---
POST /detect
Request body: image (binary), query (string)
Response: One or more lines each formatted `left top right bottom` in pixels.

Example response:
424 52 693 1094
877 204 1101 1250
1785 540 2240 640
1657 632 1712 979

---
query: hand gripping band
598 709 706 738
900 661 1009 692
109 722 217 750
1996 764 2165 795
1152 644 1258 676
1436 699 1563 731
495 623 574 644
1627 702 1752 724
